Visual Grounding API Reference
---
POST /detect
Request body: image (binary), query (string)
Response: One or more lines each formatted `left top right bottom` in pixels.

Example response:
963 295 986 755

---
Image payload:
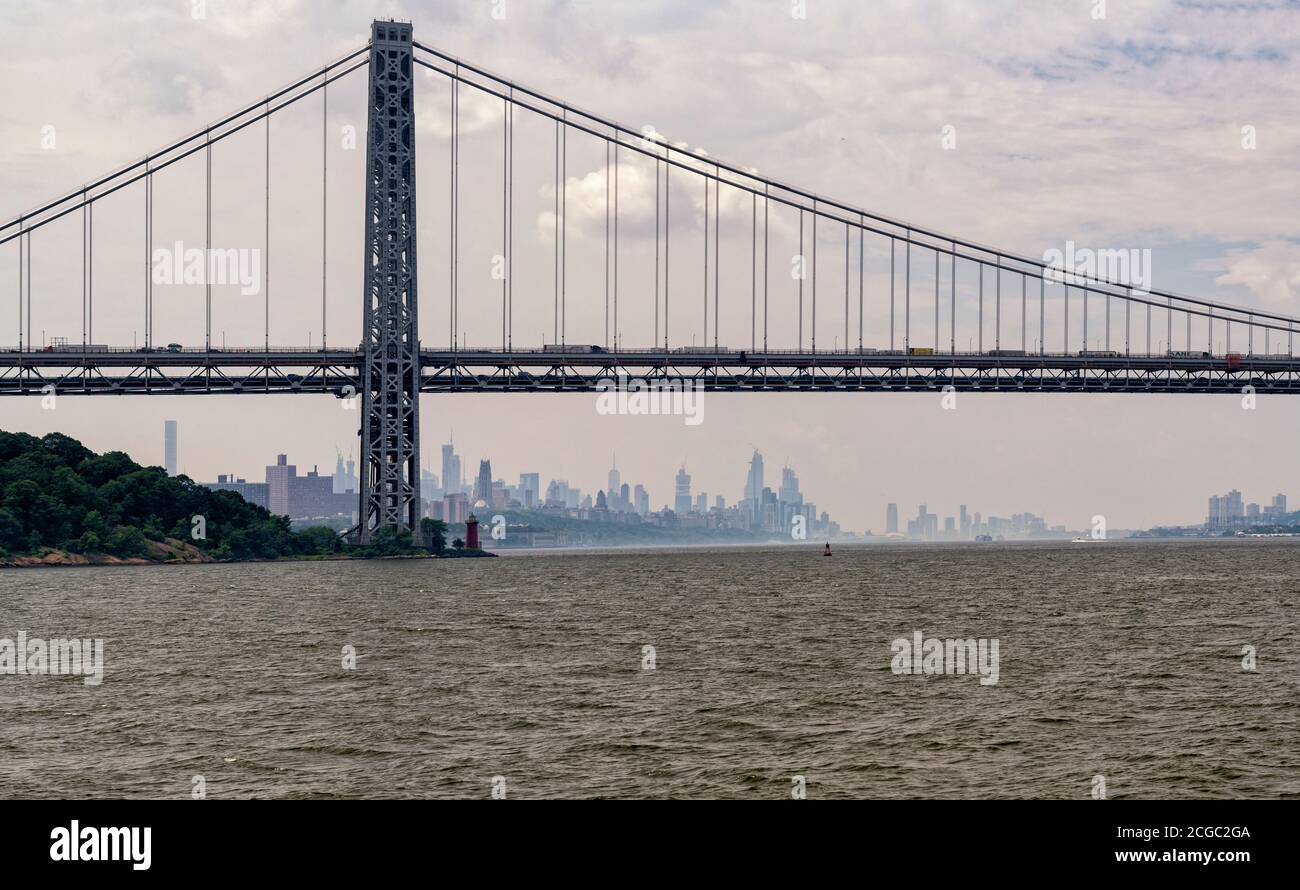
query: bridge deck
1 348 1297 395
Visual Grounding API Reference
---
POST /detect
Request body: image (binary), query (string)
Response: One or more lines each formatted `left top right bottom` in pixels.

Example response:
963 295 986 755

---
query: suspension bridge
2 19 1297 542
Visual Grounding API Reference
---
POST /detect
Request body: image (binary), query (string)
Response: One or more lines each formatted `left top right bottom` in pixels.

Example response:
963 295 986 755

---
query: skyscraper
163 420 177 476
778 465 802 505
634 484 649 515
886 503 899 535
744 450 764 504
519 473 540 508
473 459 493 505
608 459 621 503
675 466 692 515
441 438 462 495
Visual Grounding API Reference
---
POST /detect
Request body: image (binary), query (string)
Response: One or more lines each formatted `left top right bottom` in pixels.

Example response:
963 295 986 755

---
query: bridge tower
359 20 422 544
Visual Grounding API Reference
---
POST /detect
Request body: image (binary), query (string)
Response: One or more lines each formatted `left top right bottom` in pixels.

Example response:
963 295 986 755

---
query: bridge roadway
2 346 1298 395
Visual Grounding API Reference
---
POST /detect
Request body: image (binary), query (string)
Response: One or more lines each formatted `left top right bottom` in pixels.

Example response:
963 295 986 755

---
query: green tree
420 518 448 554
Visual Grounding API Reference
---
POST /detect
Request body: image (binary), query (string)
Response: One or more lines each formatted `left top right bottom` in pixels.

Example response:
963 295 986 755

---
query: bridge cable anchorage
0 52 368 253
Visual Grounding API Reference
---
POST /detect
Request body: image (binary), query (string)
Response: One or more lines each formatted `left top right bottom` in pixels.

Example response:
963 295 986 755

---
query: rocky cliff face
0 537 214 568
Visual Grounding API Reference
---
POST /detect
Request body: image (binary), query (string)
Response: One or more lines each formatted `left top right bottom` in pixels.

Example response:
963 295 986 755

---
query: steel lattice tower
359 20 421 544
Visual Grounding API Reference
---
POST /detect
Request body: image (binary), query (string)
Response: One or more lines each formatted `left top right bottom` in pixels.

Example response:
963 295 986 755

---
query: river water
2 540 1297 799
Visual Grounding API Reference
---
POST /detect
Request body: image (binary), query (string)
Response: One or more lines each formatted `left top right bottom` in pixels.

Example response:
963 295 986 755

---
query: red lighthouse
465 513 480 549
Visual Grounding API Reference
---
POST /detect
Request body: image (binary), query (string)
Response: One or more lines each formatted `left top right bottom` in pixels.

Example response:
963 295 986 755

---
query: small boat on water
823 542 832 557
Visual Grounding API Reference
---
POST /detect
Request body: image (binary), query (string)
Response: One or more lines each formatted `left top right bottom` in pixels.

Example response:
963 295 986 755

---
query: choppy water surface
2 540 1297 799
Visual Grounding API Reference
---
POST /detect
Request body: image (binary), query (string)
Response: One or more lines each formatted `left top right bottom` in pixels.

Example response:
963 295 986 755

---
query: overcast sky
3 0 1300 532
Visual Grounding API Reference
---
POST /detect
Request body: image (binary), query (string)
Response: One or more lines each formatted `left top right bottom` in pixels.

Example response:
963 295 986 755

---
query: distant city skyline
159 413 1297 536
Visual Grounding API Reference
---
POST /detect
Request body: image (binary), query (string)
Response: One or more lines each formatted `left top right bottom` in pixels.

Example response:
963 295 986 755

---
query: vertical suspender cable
950 245 956 354
16 217 22 352
933 249 938 352
561 113 566 345
265 102 270 351
553 118 558 345
205 129 211 351
144 164 150 348
751 193 756 351
798 209 804 352
508 93 514 351
322 70 328 350
905 236 910 353
703 172 708 346
604 140 610 349
453 75 460 349
454 82 460 348
1021 274 1026 353
763 186 769 351
859 219 865 352
889 239 894 352
505 97 510 352
665 147 670 349
811 207 817 353
654 152 659 348
613 139 618 350
82 196 87 348
714 167 719 351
